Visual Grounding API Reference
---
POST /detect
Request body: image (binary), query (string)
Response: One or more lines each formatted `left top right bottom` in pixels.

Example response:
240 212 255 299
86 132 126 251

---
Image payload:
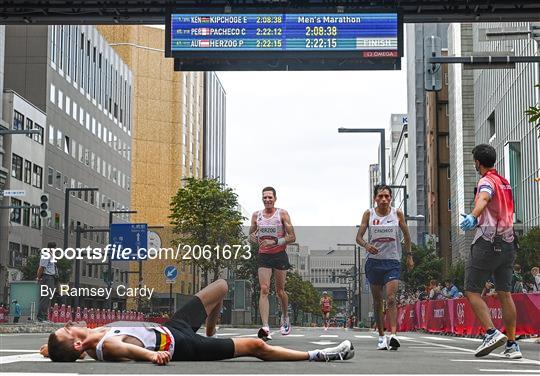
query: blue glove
460 214 477 231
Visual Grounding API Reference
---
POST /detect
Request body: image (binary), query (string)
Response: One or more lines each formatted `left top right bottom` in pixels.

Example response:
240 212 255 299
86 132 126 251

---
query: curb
0 323 64 334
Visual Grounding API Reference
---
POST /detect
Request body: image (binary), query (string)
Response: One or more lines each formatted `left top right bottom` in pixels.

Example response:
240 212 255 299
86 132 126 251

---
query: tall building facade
3 25 133 308
387 114 408 212
447 24 477 262
204 71 226 183
368 164 380 208
406 23 448 245
0 90 46 304
98 25 205 309
472 22 540 230
425 55 452 272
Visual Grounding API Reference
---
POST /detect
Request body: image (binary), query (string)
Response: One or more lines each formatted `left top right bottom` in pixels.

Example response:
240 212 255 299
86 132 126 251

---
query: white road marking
409 346 438 349
396 336 414 340
214 333 240 337
459 337 483 342
283 334 305 337
310 341 338 346
452 359 540 366
0 353 49 364
0 350 40 353
478 369 540 373
236 333 258 337
421 336 456 341
426 351 472 354
354 335 375 339
319 334 339 338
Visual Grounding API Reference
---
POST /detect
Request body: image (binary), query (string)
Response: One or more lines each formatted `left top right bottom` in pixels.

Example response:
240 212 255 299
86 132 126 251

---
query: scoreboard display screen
167 13 400 57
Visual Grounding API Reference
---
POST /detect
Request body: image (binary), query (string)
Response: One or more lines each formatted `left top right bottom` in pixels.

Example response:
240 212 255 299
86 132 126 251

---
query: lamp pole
338 128 386 184
337 243 360 323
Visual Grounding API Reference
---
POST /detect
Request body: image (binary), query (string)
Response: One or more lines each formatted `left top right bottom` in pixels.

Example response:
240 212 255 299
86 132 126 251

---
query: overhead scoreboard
166 12 402 71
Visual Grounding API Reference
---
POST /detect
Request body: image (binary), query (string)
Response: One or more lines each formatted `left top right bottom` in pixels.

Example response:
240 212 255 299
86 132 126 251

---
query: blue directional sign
110 223 148 260
164 265 178 282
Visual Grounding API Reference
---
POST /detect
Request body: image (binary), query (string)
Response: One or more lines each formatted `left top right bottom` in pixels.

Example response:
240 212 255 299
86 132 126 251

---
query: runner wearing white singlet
249 186 296 341
356 185 414 351
320 292 332 330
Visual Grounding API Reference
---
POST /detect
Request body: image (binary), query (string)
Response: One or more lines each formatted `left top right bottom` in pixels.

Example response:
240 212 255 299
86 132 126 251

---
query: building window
57 90 63 110
64 135 70 154
31 208 41 229
47 167 54 185
505 142 523 223
65 96 71 116
9 242 22 267
33 165 43 188
11 198 22 223
50 83 56 104
56 129 63 149
11 154 23 180
25 118 33 139
24 160 32 184
78 144 83 163
55 170 62 190
13 110 24 131
22 202 31 227
34 124 44 144
48 125 54 144
488 112 496 142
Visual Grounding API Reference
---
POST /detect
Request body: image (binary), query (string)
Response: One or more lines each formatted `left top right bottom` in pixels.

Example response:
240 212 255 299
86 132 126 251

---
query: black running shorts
258 251 292 270
163 296 235 361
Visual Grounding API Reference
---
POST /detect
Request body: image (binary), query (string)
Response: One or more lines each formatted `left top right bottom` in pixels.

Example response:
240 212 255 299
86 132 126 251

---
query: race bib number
258 225 278 239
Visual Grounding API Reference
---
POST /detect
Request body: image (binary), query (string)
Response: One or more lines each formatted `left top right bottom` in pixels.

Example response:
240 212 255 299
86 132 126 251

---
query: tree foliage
22 254 72 283
286 271 320 325
525 84 540 128
169 178 246 284
516 227 540 284
401 244 443 291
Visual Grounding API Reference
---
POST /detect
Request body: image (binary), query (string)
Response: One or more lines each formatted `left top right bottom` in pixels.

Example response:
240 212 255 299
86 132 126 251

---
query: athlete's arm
249 212 258 244
102 339 170 364
280 210 296 244
397 209 414 271
356 210 379 254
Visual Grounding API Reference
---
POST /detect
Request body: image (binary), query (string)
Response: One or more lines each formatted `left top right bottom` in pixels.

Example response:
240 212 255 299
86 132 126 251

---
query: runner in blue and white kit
356 185 414 351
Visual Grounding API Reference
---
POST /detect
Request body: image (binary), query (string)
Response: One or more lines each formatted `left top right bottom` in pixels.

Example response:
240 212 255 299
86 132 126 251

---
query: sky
218 67 408 226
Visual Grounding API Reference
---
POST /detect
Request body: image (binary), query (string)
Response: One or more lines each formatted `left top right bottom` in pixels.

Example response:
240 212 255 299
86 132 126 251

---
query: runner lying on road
46 279 354 364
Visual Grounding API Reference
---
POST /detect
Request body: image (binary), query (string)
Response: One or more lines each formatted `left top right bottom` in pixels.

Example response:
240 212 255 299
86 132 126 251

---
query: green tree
22 254 72 283
517 227 540 284
525 84 540 129
401 244 443 291
448 258 466 291
169 178 246 285
286 271 320 325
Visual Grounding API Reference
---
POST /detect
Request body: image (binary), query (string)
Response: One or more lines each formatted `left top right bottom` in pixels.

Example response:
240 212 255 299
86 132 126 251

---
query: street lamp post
337 243 360 323
338 128 386 184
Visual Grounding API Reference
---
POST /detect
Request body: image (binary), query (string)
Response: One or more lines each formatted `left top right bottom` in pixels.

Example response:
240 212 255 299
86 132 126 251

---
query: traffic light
39 193 51 218
424 35 442 91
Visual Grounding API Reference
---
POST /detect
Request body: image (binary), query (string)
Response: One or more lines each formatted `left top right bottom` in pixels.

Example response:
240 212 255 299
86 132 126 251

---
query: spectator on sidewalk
12 300 21 323
443 280 461 299
511 264 525 293
37 242 59 322
531 267 540 292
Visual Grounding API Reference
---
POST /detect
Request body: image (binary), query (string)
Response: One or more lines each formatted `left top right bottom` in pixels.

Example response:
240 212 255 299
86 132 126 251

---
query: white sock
308 350 321 361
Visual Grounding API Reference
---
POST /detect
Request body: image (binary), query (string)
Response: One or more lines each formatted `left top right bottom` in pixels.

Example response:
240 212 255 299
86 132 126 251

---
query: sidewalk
0 322 63 334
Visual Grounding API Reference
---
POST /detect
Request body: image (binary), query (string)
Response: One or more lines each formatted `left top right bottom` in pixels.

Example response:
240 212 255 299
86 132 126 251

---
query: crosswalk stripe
310 341 338 346
478 369 540 373
421 336 456 341
320 334 338 338
354 335 375 339
452 359 540 366
0 353 49 364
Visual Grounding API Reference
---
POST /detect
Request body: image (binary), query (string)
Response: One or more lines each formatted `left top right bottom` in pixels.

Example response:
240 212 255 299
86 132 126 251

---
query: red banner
389 293 540 336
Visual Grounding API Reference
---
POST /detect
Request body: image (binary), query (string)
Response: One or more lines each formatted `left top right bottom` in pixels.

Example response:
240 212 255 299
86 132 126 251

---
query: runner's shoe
474 329 507 357
280 318 292 335
388 334 401 351
500 342 523 359
377 335 389 350
313 340 355 361
257 326 272 342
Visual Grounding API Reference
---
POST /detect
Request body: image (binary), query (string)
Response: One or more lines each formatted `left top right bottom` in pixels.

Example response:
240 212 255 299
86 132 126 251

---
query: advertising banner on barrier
393 293 540 336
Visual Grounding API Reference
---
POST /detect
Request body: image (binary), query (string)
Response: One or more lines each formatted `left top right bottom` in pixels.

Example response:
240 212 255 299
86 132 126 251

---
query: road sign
2 190 26 197
148 230 162 249
164 265 178 283
110 223 148 260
